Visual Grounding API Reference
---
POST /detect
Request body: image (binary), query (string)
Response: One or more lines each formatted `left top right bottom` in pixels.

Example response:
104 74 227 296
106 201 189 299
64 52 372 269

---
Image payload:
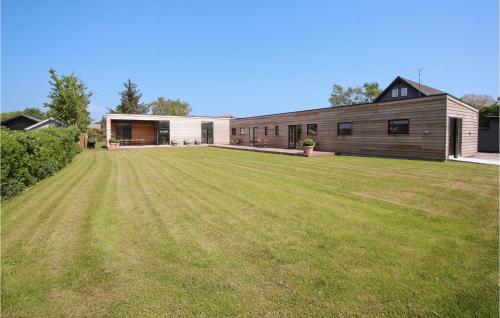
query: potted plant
302 139 315 156
109 137 120 149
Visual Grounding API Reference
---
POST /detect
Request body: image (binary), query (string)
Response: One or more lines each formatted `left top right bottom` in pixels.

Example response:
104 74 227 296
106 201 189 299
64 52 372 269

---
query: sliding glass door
201 122 214 144
157 121 170 145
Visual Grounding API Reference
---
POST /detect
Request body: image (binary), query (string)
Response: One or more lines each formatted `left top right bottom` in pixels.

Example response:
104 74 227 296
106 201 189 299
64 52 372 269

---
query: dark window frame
239 128 245 135
307 124 318 136
264 126 269 135
275 125 279 135
388 119 409 135
115 122 132 140
337 122 352 136
231 128 236 135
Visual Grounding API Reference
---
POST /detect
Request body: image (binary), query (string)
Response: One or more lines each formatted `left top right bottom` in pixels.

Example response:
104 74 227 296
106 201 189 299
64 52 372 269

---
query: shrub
302 139 315 147
1 126 80 199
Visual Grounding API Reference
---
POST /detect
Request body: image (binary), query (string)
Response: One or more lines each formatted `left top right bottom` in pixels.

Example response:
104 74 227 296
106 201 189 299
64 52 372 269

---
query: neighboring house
1 114 42 130
88 123 102 131
479 116 499 152
105 114 230 147
230 76 478 161
24 118 65 130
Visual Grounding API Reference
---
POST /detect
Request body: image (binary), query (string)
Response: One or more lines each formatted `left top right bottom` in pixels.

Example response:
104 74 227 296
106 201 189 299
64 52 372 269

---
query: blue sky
2 0 498 120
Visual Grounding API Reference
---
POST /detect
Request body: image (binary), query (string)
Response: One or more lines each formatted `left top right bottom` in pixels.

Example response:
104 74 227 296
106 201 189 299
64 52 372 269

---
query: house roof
88 123 102 129
1 114 42 124
373 76 445 102
24 118 65 130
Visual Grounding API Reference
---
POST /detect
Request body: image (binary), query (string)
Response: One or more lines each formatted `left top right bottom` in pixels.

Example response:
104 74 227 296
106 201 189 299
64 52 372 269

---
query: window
116 122 131 140
275 126 279 135
388 119 409 134
479 117 490 129
239 128 245 135
264 126 269 135
307 124 317 135
231 128 236 135
401 87 408 97
337 122 352 135
391 88 399 98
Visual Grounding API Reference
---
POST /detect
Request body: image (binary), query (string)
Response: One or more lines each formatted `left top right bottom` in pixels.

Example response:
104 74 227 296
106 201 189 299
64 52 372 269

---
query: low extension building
229 77 478 161
105 113 231 147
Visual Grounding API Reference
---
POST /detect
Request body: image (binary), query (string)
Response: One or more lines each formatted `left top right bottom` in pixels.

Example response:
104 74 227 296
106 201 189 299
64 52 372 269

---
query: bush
302 139 315 147
1 126 80 199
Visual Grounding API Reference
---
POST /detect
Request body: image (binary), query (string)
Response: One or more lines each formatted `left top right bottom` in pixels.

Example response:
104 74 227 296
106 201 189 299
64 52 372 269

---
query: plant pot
109 142 120 149
303 146 314 156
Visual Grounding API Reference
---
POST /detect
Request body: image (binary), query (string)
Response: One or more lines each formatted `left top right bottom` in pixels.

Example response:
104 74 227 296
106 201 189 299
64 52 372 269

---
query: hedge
1 126 81 199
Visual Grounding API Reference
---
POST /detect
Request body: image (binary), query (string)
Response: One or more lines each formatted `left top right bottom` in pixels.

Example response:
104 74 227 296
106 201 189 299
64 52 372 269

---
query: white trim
24 118 65 130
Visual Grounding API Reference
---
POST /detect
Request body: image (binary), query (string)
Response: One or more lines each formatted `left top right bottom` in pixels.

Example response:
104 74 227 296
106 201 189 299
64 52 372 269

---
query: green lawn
2 147 498 317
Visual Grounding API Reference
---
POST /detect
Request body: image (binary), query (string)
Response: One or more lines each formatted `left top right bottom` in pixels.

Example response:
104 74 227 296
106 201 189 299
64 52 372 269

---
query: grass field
1 147 498 317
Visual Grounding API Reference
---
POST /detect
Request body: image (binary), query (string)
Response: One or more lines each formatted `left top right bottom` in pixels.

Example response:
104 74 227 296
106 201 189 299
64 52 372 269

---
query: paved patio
211 144 335 157
449 152 500 166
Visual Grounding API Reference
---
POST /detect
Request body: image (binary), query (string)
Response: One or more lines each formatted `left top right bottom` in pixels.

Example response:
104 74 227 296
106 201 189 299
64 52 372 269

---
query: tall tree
460 94 496 109
329 82 381 107
148 97 192 116
115 79 148 114
1 107 47 120
43 68 92 131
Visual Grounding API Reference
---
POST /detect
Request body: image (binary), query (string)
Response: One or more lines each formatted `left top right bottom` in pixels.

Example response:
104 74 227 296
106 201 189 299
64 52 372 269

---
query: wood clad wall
110 121 156 144
446 97 478 157
170 117 230 144
230 96 449 160
109 117 230 146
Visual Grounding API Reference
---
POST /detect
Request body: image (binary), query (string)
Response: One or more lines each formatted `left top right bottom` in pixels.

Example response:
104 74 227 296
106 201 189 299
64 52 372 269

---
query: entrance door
157 121 170 145
288 125 297 148
449 118 462 158
249 127 257 145
201 122 214 144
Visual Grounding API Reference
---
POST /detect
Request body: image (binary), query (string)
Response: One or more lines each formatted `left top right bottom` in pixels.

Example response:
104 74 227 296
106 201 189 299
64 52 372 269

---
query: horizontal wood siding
446 97 478 157
230 96 448 160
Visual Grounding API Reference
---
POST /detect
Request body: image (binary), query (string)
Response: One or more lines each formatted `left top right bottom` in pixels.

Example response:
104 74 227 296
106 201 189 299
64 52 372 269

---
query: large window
388 119 409 134
275 126 279 135
338 122 352 135
307 124 317 136
231 128 236 135
116 122 131 140
239 128 245 135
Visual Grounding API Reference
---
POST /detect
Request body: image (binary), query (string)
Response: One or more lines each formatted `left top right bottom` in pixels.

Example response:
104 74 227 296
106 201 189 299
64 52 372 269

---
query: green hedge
1 126 81 199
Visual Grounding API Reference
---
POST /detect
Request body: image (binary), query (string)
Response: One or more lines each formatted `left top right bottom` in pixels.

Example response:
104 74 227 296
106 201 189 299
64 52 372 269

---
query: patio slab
210 144 335 157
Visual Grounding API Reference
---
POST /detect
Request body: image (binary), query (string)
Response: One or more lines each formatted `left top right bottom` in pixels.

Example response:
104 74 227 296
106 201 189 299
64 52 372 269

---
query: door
449 118 462 158
249 127 257 145
288 125 296 148
201 122 214 144
157 121 170 145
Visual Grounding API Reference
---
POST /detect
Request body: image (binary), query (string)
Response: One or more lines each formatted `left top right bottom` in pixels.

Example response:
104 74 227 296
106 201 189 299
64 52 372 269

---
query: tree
460 94 496 109
329 82 381 107
43 68 92 131
115 79 148 114
1 107 47 120
363 82 382 103
148 97 192 116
